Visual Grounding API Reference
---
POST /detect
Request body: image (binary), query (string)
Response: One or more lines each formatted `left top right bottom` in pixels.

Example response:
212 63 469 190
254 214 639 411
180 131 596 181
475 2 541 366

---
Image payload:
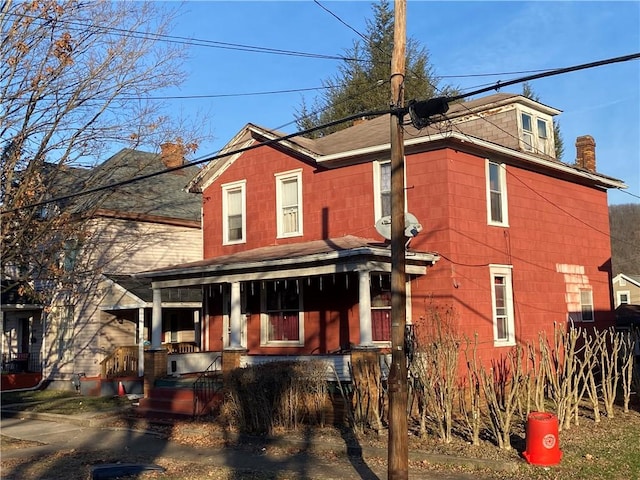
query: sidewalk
1 408 520 479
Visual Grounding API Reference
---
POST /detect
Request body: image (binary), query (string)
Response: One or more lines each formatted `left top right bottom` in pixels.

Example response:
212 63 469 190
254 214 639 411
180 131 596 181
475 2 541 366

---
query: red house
141 93 624 377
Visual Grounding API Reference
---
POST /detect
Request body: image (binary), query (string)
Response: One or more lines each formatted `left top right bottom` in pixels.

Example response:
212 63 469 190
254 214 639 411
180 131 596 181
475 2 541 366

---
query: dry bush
411 305 460 443
619 329 637 413
540 324 584 431
480 347 525 450
221 360 329 434
600 328 623 419
578 329 602 423
349 355 385 432
459 334 482 446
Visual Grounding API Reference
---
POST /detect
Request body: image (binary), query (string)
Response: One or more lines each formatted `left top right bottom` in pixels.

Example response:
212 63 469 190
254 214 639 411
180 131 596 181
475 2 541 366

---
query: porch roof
105 275 203 304
137 235 439 289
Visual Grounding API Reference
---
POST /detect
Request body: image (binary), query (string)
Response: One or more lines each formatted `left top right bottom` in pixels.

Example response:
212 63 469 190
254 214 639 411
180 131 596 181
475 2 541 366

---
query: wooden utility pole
388 1 408 479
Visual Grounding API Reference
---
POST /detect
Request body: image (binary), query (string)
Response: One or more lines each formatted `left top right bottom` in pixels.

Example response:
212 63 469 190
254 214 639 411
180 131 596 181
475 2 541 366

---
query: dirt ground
2 403 639 479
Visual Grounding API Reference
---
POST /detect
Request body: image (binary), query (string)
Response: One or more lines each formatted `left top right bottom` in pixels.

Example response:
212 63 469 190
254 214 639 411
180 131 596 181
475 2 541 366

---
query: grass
1 389 131 414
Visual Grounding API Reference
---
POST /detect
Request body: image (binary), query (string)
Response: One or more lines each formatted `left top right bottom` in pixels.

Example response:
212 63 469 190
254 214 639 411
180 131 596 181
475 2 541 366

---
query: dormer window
519 110 553 157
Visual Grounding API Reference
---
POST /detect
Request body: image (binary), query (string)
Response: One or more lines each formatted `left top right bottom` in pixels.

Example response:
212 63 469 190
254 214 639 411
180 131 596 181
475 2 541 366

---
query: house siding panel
193 96 615 367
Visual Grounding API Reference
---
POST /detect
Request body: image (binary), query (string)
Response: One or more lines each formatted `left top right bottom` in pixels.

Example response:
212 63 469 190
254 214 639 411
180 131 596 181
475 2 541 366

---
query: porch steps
137 375 223 417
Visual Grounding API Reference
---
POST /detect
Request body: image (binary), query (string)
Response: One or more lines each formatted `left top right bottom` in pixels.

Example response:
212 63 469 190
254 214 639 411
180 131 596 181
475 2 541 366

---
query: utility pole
388 1 408 479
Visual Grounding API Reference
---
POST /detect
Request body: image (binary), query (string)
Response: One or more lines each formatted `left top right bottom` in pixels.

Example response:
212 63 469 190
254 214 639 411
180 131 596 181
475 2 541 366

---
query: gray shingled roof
106 274 202 303
69 149 201 222
143 235 388 273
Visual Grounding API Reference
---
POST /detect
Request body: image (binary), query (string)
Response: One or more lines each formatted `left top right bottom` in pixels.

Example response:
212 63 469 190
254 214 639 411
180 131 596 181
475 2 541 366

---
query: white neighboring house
5 145 203 388
612 273 640 307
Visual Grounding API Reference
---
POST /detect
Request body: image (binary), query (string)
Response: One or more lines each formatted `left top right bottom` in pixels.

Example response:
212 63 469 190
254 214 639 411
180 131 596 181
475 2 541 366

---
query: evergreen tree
295 0 457 137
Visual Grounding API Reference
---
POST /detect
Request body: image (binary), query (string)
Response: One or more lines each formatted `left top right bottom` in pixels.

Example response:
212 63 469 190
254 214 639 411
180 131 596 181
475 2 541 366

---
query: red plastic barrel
523 411 562 466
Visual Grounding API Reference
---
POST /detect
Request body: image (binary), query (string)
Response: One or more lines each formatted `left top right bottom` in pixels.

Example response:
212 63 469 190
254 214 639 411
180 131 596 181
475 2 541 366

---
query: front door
18 318 30 353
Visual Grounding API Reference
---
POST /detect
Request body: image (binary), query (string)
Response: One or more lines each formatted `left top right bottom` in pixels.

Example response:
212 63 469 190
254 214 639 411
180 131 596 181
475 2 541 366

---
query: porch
1 351 42 374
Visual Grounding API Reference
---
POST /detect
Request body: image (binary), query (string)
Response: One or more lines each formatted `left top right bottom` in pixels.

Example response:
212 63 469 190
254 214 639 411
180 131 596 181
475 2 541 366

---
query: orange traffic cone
118 381 126 396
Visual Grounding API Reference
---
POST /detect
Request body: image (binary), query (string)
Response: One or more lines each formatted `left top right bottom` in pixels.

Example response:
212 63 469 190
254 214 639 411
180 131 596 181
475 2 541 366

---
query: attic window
521 113 534 151
519 109 553 157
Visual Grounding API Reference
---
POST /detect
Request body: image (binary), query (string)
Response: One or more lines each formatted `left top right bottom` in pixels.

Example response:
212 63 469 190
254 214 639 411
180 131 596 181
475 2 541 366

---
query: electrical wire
3 52 639 214
1 107 392 214
3 10 361 62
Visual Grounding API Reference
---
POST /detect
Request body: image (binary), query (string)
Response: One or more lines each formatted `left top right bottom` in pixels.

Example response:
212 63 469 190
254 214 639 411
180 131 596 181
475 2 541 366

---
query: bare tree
1 0 200 301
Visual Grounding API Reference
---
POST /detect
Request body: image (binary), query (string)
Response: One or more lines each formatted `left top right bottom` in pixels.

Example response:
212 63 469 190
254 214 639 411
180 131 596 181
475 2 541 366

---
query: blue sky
159 1 640 205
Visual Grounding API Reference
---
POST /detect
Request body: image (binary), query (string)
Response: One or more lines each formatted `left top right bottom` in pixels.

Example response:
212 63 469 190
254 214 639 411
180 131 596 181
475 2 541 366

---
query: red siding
201 142 615 361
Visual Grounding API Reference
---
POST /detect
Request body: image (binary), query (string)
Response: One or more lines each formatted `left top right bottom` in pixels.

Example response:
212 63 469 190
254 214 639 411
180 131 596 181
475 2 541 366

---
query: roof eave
316 131 626 190
138 246 439 281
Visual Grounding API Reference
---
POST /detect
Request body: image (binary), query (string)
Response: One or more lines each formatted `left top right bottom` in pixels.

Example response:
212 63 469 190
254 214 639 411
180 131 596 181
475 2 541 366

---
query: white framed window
489 265 515 346
578 288 594 322
373 160 392 221
486 160 509 226
260 280 304 346
275 170 303 238
371 274 392 343
222 181 246 245
519 109 553 156
617 291 630 307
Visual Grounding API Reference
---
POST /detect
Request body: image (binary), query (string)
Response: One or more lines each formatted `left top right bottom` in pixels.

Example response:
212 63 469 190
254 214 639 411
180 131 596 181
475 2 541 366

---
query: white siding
43 217 203 380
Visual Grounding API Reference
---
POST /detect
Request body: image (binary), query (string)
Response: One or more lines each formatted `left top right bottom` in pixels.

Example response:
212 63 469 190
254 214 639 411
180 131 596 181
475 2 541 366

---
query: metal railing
193 355 223 416
1 352 42 373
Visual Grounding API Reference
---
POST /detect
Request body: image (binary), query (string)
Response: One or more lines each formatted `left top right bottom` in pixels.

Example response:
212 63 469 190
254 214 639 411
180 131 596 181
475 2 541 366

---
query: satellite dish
404 212 423 238
374 212 423 241
375 216 392 240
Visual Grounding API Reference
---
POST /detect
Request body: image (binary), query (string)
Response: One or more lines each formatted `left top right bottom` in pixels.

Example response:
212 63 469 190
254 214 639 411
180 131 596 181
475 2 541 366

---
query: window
579 289 594 322
519 110 553 156
486 160 509 226
261 280 303 346
617 291 630 307
222 181 246 244
490 266 515 346
373 161 392 220
371 274 392 342
275 170 303 237
62 238 81 273
521 113 534 151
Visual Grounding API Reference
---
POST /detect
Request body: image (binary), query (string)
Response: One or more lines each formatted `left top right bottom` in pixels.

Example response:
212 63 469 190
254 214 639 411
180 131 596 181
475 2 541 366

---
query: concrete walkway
1 409 519 479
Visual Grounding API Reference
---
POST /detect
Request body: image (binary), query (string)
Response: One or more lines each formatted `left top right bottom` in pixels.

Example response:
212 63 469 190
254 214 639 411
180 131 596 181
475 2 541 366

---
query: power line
1 108 391 215
3 52 639 214
4 10 362 63
448 53 640 102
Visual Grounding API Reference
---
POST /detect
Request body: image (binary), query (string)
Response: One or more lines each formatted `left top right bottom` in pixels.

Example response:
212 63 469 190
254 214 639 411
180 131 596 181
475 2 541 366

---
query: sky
157 1 640 205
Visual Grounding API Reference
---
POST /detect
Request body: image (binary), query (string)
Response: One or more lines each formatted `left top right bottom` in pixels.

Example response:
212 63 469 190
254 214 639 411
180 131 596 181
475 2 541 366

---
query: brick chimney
575 135 596 172
160 142 185 168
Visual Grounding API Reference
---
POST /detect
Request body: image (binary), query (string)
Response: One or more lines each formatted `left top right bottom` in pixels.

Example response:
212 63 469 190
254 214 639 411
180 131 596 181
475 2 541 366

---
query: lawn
1 389 131 414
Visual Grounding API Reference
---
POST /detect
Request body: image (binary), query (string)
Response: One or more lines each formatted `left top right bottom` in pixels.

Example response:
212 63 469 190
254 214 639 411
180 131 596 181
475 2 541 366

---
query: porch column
193 309 201 350
229 281 242 349
137 307 145 377
358 270 374 347
151 287 162 349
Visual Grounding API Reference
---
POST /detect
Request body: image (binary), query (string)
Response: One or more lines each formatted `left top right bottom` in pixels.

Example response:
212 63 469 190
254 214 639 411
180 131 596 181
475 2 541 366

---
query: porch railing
1 352 42 373
101 346 139 378
165 342 200 354
193 355 223 416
